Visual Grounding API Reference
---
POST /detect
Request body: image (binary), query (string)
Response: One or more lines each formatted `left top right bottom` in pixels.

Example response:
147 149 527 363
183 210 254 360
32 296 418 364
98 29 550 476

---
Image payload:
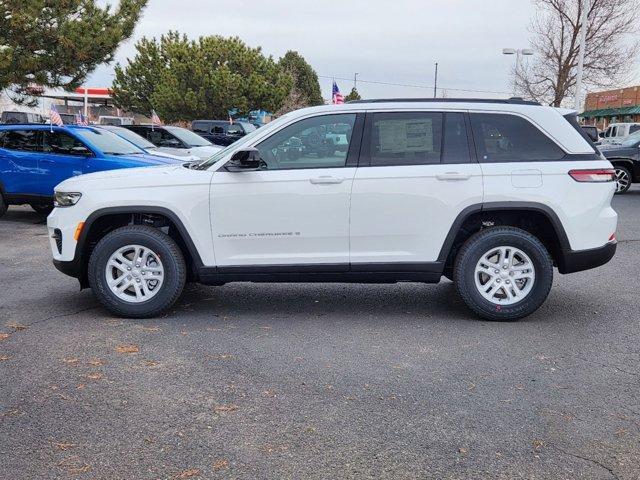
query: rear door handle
436 172 471 181
309 176 344 185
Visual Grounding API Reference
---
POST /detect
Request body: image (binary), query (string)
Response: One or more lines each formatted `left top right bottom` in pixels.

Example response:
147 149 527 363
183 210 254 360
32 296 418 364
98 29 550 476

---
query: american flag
49 103 64 126
151 109 162 126
75 112 88 126
332 81 344 104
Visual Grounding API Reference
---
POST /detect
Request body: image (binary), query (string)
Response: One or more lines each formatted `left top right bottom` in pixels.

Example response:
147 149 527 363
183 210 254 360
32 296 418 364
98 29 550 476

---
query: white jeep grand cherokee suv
47 99 618 321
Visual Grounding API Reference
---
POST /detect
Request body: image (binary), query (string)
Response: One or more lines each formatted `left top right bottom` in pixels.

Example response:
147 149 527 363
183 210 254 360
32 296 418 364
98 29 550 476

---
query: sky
88 0 543 101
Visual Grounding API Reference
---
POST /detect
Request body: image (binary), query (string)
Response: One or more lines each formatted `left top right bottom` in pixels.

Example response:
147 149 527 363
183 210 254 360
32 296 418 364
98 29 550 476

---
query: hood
104 152 184 165
145 148 200 161
600 145 638 158
185 145 223 160
154 145 222 161
59 164 182 187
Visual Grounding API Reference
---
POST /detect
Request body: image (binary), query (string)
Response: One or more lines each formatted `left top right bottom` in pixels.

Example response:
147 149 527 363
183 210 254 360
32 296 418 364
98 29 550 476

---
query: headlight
54 192 82 207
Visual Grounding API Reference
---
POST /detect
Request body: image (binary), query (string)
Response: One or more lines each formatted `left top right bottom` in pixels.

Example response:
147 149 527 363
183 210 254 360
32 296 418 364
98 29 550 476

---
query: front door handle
436 172 471 181
309 176 344 185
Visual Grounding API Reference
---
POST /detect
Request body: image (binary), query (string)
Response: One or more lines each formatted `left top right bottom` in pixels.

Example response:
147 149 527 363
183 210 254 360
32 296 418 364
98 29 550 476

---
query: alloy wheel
474 246 536 305
105 244 164 303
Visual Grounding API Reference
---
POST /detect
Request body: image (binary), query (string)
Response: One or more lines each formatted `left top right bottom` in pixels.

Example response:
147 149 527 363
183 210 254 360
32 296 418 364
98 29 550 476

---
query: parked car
0 124 183 217
1 111 45 124
98 116 134 126
599 122 640 145
124 125 222 160
58 113 77 125
581 125 599 143
599 130 640 193
192 120 256 146
98 125 200 162
48 98 617 321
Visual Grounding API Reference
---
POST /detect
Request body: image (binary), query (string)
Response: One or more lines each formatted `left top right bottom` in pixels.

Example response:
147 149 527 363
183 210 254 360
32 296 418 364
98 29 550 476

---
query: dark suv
191 120 256 146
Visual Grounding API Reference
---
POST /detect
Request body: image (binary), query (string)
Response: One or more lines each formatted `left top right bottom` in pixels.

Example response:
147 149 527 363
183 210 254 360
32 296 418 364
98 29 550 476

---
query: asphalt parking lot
1 189 639 480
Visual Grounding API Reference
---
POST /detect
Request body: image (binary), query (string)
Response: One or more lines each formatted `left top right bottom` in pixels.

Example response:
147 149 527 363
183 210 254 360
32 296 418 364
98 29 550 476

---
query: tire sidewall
456 230 553 321
0 193 7 217
89 228 185 317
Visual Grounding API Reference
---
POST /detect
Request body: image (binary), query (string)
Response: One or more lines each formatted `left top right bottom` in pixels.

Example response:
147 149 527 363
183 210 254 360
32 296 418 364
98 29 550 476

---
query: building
580 86 640 129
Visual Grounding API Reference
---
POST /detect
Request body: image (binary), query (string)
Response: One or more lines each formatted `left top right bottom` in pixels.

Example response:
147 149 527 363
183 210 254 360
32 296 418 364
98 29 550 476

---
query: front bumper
53 258 82 279
558 241 617 274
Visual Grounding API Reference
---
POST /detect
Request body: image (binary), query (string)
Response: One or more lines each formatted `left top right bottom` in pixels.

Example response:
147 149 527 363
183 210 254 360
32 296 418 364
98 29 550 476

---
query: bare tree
515 0 639 107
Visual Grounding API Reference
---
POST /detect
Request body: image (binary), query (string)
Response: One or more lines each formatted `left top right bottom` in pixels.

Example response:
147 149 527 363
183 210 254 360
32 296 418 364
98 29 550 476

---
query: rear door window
368 112 443 166
1 129 43 152
470 113 565 162
442 112 471 164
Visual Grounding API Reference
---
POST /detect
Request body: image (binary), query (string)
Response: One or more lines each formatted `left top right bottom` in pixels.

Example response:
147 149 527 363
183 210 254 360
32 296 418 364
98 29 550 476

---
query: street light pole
574 0 590 111
354 72 358 91
433 62 438 98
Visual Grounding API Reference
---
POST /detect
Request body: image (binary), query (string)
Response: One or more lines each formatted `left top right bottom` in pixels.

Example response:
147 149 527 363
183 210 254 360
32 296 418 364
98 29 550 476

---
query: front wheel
0 193 7 218
88 225 186 318
614 166 632 194
453 226 553 321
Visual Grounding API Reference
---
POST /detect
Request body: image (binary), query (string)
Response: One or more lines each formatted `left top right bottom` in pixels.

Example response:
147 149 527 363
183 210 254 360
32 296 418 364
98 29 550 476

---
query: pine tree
278 51 323 106
0 0 148 101
112 33 293 122
344 87 362 102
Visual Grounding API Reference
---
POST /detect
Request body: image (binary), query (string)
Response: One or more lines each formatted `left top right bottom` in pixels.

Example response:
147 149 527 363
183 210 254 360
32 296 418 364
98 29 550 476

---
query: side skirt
197 262 445 285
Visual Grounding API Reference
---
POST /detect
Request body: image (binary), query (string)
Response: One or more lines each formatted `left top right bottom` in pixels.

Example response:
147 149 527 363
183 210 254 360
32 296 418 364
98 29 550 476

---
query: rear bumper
558 241 617 274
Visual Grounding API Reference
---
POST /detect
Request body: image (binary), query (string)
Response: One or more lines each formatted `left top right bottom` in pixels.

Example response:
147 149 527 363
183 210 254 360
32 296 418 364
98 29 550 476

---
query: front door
350 111 483 266
211 113 362 268
37 130 91 195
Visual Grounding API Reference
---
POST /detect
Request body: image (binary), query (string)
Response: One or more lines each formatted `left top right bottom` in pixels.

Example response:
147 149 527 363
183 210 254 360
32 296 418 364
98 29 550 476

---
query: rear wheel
614 166 632 194
88 225 186 318
30 204 54 215
453 226 553 321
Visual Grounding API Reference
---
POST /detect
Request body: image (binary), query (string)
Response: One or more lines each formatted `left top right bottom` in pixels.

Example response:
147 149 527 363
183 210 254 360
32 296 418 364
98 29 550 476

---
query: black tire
613 166 632 194
0 193 7 218
88 225 186 318
453 226 553 321
30 204 54 215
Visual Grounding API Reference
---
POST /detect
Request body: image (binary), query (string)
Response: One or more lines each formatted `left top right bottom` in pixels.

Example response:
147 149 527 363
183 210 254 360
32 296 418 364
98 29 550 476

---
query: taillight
568 169 616 182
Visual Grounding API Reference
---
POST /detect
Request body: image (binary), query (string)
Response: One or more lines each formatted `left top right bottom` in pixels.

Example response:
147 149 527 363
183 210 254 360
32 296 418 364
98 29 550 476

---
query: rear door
350 111 483 266
0 129 44 194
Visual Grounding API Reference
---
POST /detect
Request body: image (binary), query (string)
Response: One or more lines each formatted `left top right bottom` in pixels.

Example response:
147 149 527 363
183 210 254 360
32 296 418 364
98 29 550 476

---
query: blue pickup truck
0 124 183 216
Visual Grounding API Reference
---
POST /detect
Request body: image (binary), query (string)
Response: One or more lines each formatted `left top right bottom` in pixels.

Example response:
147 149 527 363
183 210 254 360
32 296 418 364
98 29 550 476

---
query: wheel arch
438 202 572 274
75 206 204 287
607 158 638 182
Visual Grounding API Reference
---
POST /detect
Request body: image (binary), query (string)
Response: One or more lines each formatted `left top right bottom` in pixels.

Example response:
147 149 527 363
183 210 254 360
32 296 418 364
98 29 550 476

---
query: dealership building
580 86 640 129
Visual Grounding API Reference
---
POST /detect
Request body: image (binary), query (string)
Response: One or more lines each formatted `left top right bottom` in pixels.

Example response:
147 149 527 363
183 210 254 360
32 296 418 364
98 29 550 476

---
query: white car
124 125 222 161
48 99 618 321
599 122 640 145
97 126 200 162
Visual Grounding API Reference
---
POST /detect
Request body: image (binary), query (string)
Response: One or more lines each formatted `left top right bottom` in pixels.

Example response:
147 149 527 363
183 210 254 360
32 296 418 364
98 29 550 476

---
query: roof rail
346 97 540 106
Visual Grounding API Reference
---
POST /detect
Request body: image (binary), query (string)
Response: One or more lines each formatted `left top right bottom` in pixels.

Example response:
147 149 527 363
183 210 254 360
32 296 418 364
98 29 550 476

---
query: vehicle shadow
0 206 48 225
171 280 495 324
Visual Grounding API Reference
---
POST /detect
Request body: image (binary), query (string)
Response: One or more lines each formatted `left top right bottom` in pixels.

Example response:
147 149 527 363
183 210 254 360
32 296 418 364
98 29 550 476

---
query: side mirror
225 148 262 172
598 132 605 138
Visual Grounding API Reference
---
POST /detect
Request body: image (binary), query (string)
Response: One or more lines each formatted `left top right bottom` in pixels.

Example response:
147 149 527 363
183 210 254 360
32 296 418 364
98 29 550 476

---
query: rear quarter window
470 113 565 162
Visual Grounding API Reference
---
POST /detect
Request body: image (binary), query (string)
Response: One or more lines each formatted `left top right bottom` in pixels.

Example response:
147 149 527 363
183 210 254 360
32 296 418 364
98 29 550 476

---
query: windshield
101 126 156 150
194 113 293 170
75 128 145 155
621 130 640 147
165 126 212 147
